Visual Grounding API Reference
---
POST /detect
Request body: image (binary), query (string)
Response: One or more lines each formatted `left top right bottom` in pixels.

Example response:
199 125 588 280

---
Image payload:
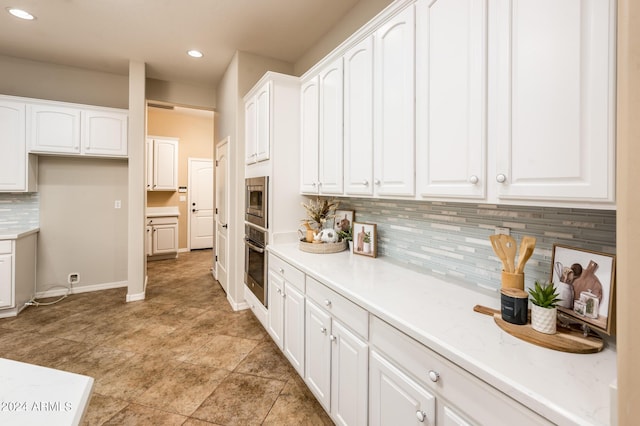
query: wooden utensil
489 235 509 272
515 236 536 274
499 234 517 273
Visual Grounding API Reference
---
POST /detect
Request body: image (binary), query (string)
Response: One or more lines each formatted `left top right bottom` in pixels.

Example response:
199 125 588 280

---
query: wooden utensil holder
501 271 524 290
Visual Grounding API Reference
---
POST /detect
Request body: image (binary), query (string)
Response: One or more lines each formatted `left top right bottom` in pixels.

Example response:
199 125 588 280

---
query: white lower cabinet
370 350 436 426
0 252 12 309
370 316 551 426
305 277 369 426
146 216 178 258
267 254 306 376
0 234 37 318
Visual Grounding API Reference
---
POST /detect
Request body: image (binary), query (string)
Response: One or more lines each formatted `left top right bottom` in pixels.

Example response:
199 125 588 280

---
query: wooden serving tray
473 305 603 354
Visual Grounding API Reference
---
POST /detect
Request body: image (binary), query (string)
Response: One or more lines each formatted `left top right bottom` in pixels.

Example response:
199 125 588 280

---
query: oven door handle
244 238 265 253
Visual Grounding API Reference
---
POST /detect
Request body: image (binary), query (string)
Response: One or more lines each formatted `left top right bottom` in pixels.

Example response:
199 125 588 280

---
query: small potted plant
337 228 353 250
363 231 371 254
528 280 561 334
301 196 339 231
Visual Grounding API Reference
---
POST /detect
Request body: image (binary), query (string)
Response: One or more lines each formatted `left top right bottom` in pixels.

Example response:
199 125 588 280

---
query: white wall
0 55 128 108
146 78 216 110
37 157 128 292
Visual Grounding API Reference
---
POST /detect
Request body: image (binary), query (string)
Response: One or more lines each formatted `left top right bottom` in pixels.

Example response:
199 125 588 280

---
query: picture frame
353 222 377 258
334 210 355 234
550 244 616 335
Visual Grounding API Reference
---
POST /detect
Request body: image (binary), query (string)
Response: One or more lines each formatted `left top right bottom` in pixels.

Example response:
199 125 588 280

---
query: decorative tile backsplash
0 194 40 231
337 198 616 292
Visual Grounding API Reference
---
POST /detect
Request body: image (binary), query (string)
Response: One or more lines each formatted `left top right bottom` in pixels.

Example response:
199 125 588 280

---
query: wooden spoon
499 234 517 273
516 236 536 274
489 235 509 272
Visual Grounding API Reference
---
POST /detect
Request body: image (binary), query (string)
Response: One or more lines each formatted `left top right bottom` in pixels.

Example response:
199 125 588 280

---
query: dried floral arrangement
301 197 339 230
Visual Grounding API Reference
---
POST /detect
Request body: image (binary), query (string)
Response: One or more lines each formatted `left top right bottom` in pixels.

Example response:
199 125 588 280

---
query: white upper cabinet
416 0 487 199
373 5 416 197
300 77 320 194
0 99 36 192
83 109 128 156
147 137 178 191
318 58 345 195
300 58 344 195
344 36 375 196
28 103 82 154
245 80 271 164
491 0 615 204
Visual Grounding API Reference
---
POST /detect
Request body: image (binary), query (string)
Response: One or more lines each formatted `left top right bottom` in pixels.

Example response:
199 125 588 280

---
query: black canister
500 288 528 325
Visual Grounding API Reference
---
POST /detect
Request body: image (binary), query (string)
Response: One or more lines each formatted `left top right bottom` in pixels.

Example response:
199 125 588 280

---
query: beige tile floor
0 249 333 425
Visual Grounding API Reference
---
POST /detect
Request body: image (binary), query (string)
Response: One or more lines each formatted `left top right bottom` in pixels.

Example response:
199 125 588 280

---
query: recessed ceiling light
7 7 35 20
187 50 204 58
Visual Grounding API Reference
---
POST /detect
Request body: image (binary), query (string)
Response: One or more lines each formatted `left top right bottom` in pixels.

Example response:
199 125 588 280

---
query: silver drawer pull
279 268 284 274
428 370 440 382
324 299 332 307
416 410 426 422
329 335 336 342
320 327 327 334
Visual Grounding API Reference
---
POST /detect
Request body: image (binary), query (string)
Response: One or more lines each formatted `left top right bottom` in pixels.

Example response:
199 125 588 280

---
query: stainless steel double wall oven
244 176 268 306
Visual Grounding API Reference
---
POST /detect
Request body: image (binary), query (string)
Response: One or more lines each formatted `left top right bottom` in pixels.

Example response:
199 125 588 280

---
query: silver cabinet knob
276 288 282 295
362 180 369 186
279 268 284 274
416 410 426 422
311 182 317 187
469 175 479 184
374 179 381 186
324 300 332 307
496 174 507 183
320 327 327 334
428 370 440 382
329 335 337 342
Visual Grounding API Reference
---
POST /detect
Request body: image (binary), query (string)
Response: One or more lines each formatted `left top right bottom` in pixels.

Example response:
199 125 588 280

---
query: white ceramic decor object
531 304 557 334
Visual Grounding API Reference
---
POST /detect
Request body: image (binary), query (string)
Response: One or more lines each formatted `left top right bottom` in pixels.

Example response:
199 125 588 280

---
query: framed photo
353 222 377 258
334 210 355 234
551 244 616 335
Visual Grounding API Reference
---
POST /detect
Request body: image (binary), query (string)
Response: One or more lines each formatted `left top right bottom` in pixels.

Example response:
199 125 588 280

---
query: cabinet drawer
0 240 12 255
306 276 368 339
370 316 551 426
269 254 305 292
146 216 178 226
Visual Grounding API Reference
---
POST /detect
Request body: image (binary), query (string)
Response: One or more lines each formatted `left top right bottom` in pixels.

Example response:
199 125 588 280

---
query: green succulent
528 281 561 308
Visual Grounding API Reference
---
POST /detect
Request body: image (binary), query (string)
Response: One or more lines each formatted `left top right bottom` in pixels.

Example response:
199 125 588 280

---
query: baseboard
35 280 128 299
126 291 146 302
178 248 190 253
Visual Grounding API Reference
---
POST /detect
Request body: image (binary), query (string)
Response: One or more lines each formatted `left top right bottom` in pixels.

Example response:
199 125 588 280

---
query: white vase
363 242 371 254
531 304 557 334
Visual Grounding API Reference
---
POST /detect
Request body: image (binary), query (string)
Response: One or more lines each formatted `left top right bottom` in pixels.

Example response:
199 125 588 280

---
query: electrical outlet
114 200 121 209
495 227 510 236
68 273 80 285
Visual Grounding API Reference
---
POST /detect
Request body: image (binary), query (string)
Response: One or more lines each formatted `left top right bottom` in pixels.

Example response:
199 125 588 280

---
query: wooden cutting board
473 305 603 354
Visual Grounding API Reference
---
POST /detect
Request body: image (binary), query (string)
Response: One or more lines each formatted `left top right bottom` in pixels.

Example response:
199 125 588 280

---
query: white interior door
188 158 214 250
214 137 229 293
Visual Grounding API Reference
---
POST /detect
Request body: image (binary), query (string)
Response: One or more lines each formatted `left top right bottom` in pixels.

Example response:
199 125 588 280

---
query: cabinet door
267 270 285 349
373 6 416 197
441 406 472 426
369 351 436 426
0 100 27 192
492 0 615 203
318 57 344 195
83 109 128 157
300 77 320 193
255 81 271 162
344 36 374 196
331 320 369 426
146 225 152 257
145 139 153 191
152 139 178 191
416 0 486 199
245 96 257 164
152 224 178 254
283 282 305 376
27 103 81 154
305 299 332 411
0 253 13 309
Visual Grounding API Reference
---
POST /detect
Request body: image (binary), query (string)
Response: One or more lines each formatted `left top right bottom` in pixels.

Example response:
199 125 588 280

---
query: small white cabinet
300 57 344 195
146 216 178 258
305 276 369 425
0 98 37 192
267 254 306 377
27 101 127 158
0 233 37 318
146 137 178 191
245 80 271 164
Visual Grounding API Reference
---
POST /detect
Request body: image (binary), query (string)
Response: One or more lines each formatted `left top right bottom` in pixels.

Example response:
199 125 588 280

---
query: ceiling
0 0 362 88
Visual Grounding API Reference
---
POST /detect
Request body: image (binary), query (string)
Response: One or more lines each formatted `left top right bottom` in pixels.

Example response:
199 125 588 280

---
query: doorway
214 137 230 294
188 158 214 250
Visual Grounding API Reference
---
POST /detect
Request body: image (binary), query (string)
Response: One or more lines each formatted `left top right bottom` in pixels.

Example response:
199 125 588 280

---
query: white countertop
268 243 617 426
0 358 94 425
0 227 40 240
146 206 180 218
